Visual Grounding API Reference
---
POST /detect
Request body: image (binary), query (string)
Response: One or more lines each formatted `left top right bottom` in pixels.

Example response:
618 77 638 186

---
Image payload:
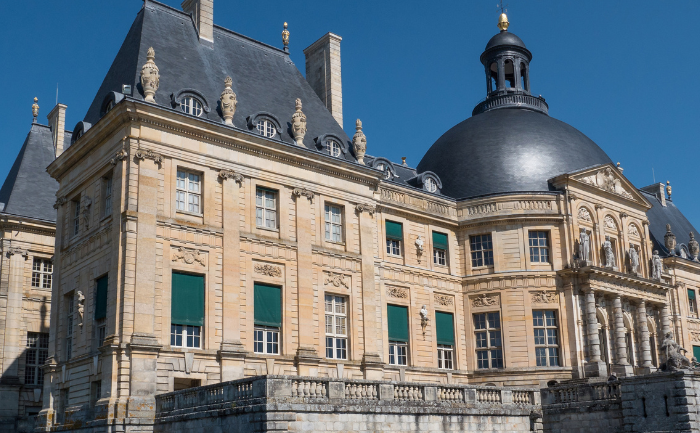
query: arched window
489 62 498 92
504 59 515 89
326 139 342 157
256 119 277 138
424 177 437 193
520 62 528 92
181 96 203 117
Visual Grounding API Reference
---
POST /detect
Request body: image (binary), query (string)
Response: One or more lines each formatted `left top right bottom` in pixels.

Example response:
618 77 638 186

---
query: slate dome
485 31 527 51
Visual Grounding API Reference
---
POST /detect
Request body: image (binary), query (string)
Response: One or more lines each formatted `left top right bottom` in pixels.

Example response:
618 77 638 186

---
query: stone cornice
463 271 558 292
558 266 669 303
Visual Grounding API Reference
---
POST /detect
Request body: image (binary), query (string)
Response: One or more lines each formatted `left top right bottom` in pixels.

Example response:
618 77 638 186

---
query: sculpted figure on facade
76 291 85 326
660 332 691 371
291 98 307 146
603 236 615 268
420 305 429 334
140 47 160 103
689 232 699 262
220 76 238 125
651 250 663 281
628 244 640 276
665 224 677 256
352 119 367 165
579 228 591 265
415 235 424 262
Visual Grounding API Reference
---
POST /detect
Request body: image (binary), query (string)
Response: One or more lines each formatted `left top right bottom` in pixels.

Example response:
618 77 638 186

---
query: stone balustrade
541 379 622 405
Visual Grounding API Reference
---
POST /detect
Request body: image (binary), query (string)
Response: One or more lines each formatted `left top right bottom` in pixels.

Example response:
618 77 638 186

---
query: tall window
387 305 409 366
324 204 343 243
436 312 455 369
256 119 276 138
254 283 282 355
25 332 48 385
94 275 108 348
533 310 559 367
325 295 348 360
470 234 494 267
32 258 52 289
385 221 403 256
170 273 204 348
255 188 277 230
529 231 550 263
327 139 342 157
180 96 203 117
689 289 698 318
103 176 113 217
474 312 503 369
65 298 74 361
72 198 80 236
176 170 201 214
433 232 448 266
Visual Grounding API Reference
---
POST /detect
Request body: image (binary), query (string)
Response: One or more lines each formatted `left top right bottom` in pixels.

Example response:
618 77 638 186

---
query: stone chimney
303 33 343 128
182 0 214 44
47 103 67 158
640 182 666 207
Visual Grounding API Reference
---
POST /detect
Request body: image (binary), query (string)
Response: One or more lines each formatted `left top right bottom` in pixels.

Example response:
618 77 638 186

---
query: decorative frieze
386 286 408 299
134 148 164 165
515 200 552 210
471 293 499 308
466 203 497 216
254 263 282 277
531 291 558 304
434 294 454 307
579 167 633 199
171 247 206 267
324 272 349 289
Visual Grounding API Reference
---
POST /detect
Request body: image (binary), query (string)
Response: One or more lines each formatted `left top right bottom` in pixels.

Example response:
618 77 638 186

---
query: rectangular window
24 332 48 385
72 199 80 236
254 283 282 355
433 232 448 266
474 312 503 369
689 289 697 318
387 304 409 365
533 310 560 367
436 311 455 369
694 346 700 363
255 188 277 230
65 298 74 361
324 204 343 243
529 231 550 263
91 381 102 408
176 170 202 214
470 234 494 267
96 325 106 348
94 275 108 320
325 295 348 360
385 221 403 256
32 258 53 289
103 176 113 217
171 272 205 348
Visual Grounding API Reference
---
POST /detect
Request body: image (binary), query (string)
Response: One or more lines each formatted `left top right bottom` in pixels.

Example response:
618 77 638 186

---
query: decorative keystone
220 76 237 125
291 98 307 146
352 119 367 165
140 47 160 103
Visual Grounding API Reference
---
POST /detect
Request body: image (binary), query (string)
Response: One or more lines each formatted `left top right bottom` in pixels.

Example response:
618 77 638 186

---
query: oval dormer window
327 139 342 157
181 96 203 117
256 119 276 138
425 177 437 193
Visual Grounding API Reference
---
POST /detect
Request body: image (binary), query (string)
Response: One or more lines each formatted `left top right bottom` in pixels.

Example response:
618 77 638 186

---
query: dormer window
181 97 203 117
104 100 115 114
425 178 437 193
327 139 342 157
256 119 277 138
375 163 392 179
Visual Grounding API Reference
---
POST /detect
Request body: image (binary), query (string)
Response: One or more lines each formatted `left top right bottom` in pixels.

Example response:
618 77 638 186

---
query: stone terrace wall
154 375 543 433
541 379 623 433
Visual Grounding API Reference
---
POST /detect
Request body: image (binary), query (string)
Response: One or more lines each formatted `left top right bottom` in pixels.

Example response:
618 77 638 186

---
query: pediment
566 164 650 207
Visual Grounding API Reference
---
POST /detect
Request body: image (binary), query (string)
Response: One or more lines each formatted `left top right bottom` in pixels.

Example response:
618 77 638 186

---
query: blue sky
1 1 698 228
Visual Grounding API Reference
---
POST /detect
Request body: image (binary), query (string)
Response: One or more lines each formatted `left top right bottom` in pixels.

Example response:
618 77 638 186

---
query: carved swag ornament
172 247 206 267
324 272 349 289
254 264 282 278
386 286 408 299
531 291 557 304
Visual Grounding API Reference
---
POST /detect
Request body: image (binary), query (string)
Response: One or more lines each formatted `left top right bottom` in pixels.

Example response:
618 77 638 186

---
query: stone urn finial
140 47 160 103
220 76 238 125
666 181 672 200
665 224 677 256
32 97 39 122
689 232 699 262
291 98 307 146
352 119 367 165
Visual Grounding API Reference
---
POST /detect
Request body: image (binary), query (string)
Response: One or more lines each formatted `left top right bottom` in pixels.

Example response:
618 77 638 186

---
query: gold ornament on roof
32 97 39 122
497 13 510 31
282 22 289 50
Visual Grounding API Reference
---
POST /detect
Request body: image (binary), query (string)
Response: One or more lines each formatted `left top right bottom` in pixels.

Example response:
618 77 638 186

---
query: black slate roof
641 189 700 259
82 0 352 161
0 123 65 222
485 31 527 51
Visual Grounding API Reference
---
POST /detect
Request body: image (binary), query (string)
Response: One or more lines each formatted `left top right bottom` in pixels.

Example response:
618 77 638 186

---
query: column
584 289 607 377
637 301 654 371
358 205 383 379
660 304 672 338
611 296 633 376
219 171 245 380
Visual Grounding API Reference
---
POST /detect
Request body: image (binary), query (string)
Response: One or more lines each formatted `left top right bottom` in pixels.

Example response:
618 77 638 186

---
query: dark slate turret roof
485 31 527 51
82 0 353 161
641 189 700 259
0 123 65 222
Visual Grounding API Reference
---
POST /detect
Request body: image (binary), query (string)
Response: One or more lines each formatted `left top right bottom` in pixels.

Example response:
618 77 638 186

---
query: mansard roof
0 123 65 222
81 0 353 162
641 189 700 259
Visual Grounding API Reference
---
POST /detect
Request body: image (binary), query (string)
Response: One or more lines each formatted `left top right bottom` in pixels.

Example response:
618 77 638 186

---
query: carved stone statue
220 76 237 125
651 250 663 281
665 224 677 256
579 228 590 265
660 332 691 371
415 236 424 262
291 98 307 146
140 47 160 103
603 236 615 268
628 244 640 275
420 304 429 334
76 291 85 327
32 97 39 122
352 119 367 165
689 232 699 262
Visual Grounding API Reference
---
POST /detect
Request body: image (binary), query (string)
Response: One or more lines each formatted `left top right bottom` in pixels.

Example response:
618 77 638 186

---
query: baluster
371 385 377 399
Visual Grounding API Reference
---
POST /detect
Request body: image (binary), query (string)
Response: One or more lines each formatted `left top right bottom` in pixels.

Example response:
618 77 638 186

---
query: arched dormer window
181 96 203 117
100 91 125 118
314 134 347 157
246 112 282 140
408 171 442 194
371 157 396 180
70 121 92 145
170 89 210 118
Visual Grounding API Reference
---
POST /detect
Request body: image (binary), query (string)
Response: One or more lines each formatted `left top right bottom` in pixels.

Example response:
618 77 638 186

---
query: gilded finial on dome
282 22 289 52
497 13 510 31
32 97 39 122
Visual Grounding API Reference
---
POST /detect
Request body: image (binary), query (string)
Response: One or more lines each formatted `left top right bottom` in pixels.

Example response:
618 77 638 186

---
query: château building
0 1 699 432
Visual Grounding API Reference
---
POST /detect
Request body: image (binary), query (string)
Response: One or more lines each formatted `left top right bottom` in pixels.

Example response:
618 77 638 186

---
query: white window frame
180 96 203 117
170 324 201 348
474 312 503 369
327 139 342 157
533 310 560 367
176 169 202 215
386 239 401 256
32 258 52 289
470 234 494 267
388 341 408 366
433 248 446 266
437 344 453 370
324 204 343 243
254 326 280 355
256 119 276 138
96 323 106 348
255 188 277 230
103 176 113 217
25 332 48 386
529 231 550 263
65 299 74 361
424 177 437 193
325 295 348 360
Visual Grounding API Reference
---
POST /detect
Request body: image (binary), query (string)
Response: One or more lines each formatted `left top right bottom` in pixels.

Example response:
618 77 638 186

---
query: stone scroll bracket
355 203 376 216
134 148 164 167
219 169 243 186
292 187 314 202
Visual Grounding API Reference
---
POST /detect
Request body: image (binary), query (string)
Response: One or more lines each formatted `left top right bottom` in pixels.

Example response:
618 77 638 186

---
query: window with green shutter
694 346 700 362
171 272 205 327
254 283 282 327
94 275 108 320
435 311 455 346
432 232 448 251
385 221 403 241
387 305 409 342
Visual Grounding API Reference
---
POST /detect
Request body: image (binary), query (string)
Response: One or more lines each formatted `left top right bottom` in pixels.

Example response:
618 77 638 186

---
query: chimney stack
182 0 214 45
303 33 343 129
47 104 67 158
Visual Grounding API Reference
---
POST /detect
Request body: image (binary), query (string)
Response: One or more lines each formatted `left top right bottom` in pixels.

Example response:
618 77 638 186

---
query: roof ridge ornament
220 76 238 125
140 47 160 103
352 119 367 165
32 97 39 123
291 98 307 146
282 22 289 52
665 224 677 256
497 1 509 31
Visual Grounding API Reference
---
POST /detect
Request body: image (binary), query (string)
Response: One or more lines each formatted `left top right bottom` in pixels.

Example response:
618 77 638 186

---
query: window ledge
256 226 279 233
387 253 403 258
325 240 346 246
176 210 204 218
100 214 113 223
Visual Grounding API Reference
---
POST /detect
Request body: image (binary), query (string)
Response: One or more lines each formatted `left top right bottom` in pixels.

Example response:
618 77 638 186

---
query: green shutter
254 283 282 327
387 305 409 342
694 346 700 361
94 275 108 320
689 289 696 300
385 221 403 241
171 273 205 326
435 311 455 345
433 232 448 250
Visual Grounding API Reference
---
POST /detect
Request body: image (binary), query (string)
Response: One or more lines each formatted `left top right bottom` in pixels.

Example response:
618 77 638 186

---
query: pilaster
611 296 633 377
